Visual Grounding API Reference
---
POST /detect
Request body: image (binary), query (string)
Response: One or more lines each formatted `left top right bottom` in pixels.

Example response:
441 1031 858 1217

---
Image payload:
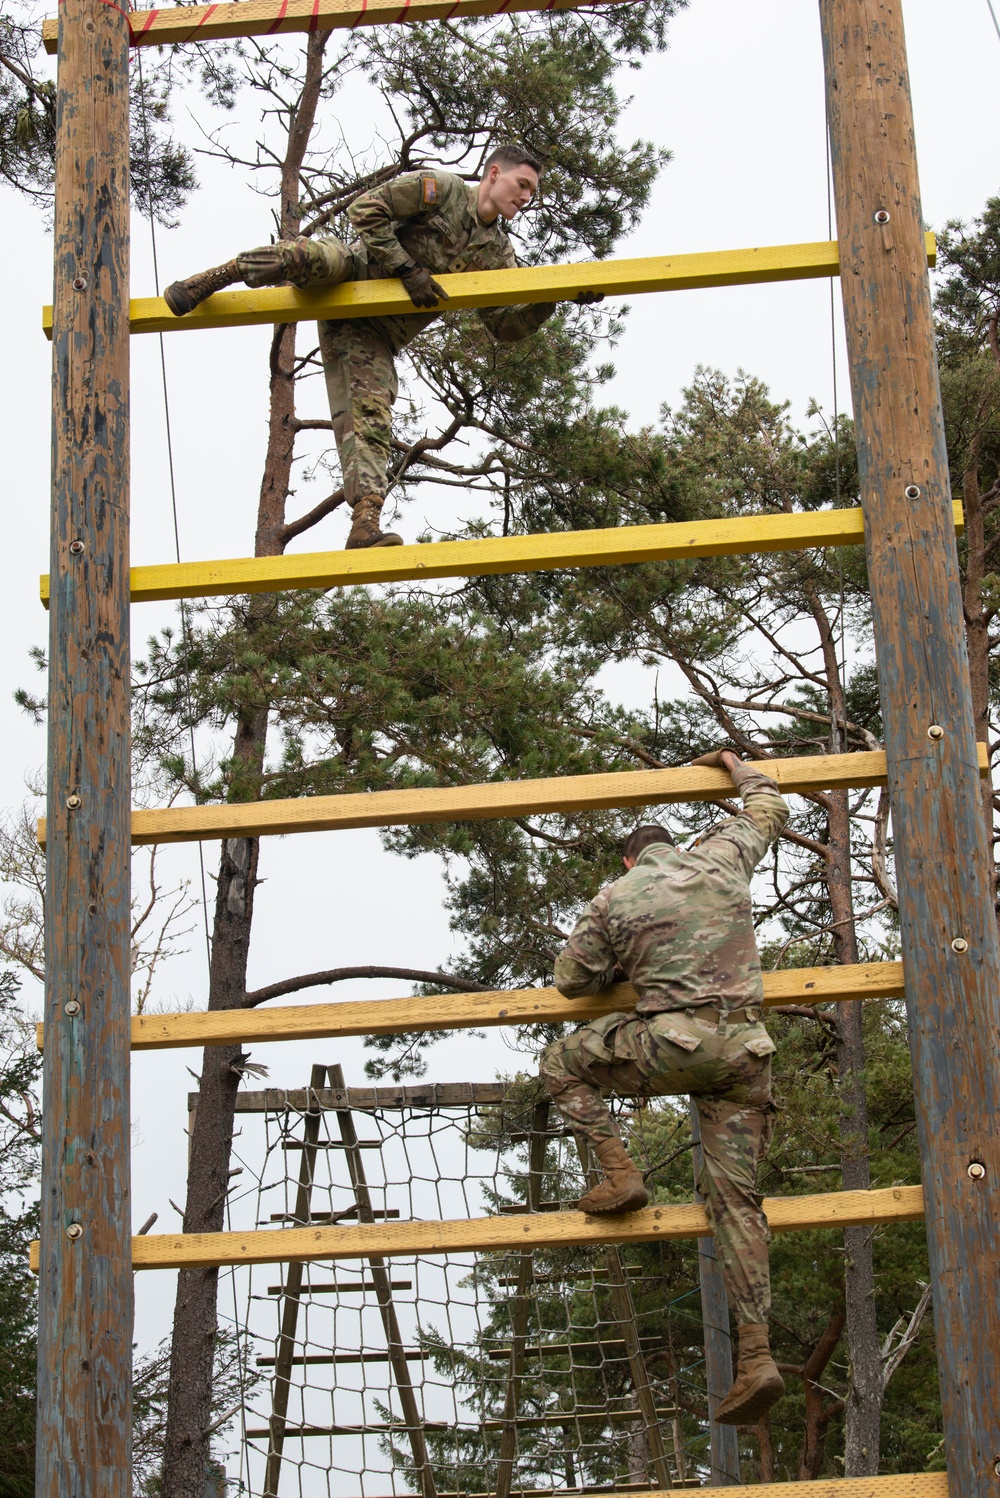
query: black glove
400 262 450 309
574 289 605 306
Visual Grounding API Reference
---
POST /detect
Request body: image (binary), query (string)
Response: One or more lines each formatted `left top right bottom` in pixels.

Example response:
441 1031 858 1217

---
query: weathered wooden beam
212 1082 510 1113
328 1062 438 1498
485 1337 665 1360
245 1407 681 1439
36 0 134 1491
42 0 635 53
28 1185 925 1272
262 1065 325 1498
495 1101 551 1498
36 501 966 609
265 1279 414 1294
256 1349 429 1366
820 7 1000 1496
38 744 988 849
39 959 904 1054
40 235 937 340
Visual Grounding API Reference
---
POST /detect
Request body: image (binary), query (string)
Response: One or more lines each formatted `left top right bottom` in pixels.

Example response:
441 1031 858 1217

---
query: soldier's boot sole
713 1364 784 1425
714 1324 784 1424
347 495 404 550
345 530 404 550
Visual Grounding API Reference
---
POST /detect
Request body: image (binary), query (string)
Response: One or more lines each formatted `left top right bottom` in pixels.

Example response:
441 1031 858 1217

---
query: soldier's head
479 146 544 222
622 824 675 871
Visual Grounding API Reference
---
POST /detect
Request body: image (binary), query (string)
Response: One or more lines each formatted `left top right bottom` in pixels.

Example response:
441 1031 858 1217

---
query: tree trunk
808 588 883 1476
160 34 327 1496
755 1416 775 1482
794 1302 846 1481
827 791 881 1477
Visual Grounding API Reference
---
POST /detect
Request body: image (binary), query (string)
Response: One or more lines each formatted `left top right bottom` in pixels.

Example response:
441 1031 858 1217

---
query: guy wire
135 48 252 1487
134 47 213 977
986 0 1000 46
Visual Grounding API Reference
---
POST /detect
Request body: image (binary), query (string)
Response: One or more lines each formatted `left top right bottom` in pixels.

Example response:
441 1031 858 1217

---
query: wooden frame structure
36 0 1000 1495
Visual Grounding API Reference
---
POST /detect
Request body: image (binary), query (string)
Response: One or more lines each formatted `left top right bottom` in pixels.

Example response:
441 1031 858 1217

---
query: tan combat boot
714 1322 785 1425
577 1138 649 1214
164 259 241 317
346 495 403 550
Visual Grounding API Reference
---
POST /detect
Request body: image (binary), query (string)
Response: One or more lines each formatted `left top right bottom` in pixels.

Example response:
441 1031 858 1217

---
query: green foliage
0 971 38 1497
355 5 680 263
936 198 1000 363
132 1329 260 1495
0 3 195 222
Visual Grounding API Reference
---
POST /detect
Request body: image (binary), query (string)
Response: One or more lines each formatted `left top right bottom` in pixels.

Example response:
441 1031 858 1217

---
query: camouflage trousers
240 235 399 507
319 319 398 507
540 1008 777 1324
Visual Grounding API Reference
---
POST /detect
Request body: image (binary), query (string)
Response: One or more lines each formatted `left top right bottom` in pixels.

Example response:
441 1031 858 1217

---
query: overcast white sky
3 0 999 1469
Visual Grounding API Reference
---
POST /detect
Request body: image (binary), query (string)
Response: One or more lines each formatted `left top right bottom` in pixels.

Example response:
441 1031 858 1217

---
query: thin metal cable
134 48 213 975
986 0 1000 44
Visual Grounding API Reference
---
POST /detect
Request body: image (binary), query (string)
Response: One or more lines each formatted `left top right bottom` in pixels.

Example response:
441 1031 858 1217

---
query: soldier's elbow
553 961 596 999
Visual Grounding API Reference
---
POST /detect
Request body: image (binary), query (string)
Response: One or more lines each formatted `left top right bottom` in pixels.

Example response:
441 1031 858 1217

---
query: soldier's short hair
482 145 545 178
622 824 675 862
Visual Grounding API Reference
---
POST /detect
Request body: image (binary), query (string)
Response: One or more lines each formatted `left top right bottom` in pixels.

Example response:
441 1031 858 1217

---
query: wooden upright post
328 1065 438 1498
263 1064 327 1498
494 1099 550 1498
36 0 132 1491
819 3 1000 1492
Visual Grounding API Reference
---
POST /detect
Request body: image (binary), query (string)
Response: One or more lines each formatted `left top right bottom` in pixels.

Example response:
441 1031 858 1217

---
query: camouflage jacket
553 764 790 1015
314 170 555 355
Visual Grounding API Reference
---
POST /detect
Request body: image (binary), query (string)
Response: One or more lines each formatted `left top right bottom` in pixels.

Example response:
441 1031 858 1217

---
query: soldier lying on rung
164 146 601 550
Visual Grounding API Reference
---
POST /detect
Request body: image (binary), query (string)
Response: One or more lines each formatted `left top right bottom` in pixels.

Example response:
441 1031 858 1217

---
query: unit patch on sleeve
421 176 438 207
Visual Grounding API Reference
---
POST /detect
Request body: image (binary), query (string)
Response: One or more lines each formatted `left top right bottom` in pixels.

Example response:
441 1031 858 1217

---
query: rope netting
215 1072 714 1497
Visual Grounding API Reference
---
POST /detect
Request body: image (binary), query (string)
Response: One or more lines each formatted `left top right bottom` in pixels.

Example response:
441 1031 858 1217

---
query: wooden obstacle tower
35 0 1000 1494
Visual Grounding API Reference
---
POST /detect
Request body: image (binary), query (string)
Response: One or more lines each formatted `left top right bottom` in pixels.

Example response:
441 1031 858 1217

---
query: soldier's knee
285 235 352 289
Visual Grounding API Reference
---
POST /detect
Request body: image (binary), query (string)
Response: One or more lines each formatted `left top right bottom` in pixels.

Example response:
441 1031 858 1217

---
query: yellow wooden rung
39 235 937 340
35 745 988 849
37 502 965 609
242 1482 943 1498
28 1184 923 1272
34 960 906 1054
44 0 635 52
40 746 976 850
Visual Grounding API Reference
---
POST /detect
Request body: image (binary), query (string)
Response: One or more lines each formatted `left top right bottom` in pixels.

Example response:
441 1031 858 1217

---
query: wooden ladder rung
28 1185 924 1272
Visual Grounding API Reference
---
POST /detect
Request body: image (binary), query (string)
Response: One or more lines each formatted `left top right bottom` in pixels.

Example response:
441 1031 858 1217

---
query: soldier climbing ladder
34 1 1000 1496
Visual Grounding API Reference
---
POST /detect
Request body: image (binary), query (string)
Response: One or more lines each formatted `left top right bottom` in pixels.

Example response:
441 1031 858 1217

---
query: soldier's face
486 163 539 220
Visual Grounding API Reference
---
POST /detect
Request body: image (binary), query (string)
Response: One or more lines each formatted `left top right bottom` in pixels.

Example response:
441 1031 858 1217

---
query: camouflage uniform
243 171 555 505
540 764 790 1324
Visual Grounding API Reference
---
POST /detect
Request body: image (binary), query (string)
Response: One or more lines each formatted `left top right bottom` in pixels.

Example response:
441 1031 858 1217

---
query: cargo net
229 1072 712 1498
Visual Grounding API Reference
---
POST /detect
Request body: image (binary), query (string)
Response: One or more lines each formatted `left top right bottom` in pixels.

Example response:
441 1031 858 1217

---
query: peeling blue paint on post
36 0 133 1492
820 4 1000 1495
